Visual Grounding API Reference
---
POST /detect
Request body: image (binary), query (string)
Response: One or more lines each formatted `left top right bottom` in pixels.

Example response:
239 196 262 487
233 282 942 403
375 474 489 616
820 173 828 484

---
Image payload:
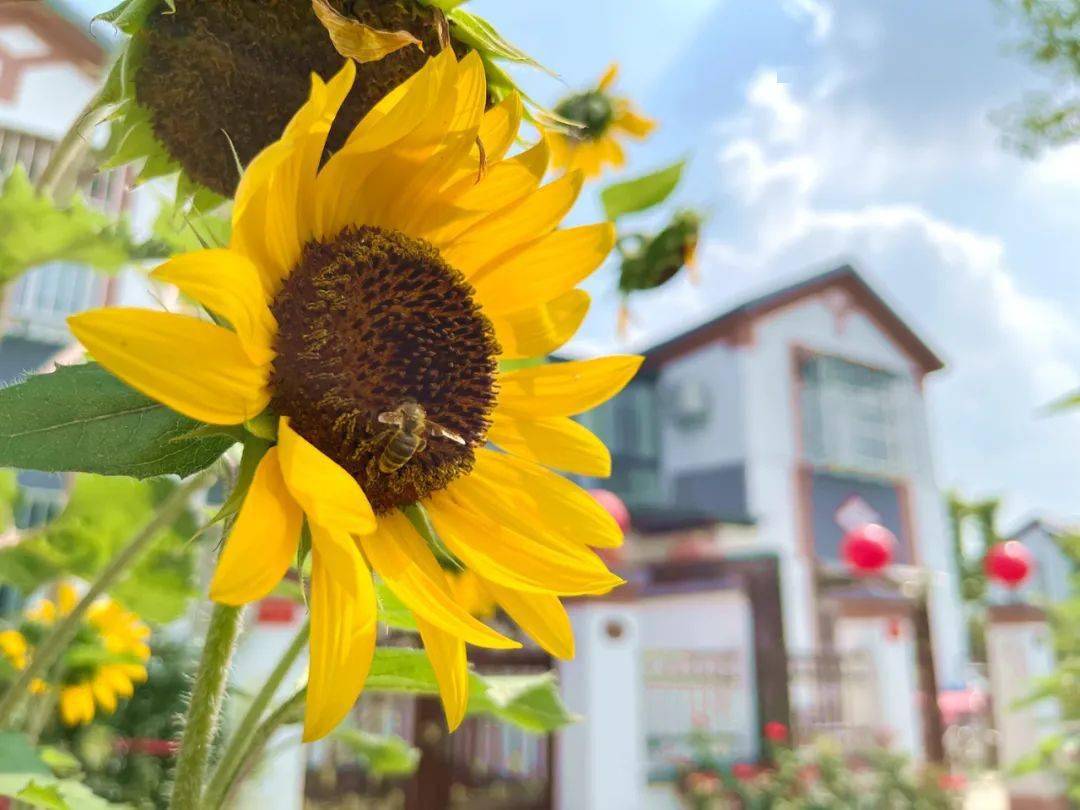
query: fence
787 650 879 751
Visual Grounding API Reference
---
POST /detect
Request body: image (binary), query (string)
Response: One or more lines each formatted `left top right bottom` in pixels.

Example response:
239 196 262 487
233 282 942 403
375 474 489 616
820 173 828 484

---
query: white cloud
782 0 834 41
631 63 1080 522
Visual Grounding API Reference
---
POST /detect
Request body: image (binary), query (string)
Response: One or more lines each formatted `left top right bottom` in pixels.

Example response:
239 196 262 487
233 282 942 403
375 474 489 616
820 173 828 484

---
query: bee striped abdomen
379 432 422 473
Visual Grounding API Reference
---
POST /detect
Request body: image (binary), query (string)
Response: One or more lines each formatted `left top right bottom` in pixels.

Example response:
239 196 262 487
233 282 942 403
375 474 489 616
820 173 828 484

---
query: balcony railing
0 126 133 343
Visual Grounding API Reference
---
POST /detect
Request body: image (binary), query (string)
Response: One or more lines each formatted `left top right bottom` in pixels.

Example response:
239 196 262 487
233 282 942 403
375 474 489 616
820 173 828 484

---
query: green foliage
330 726 419 777
0 363 235 480
0 732 124 809
0 167 143 286
994 0 1080 153
365 648 578 733
617 209 703 294
375 582 418 632
601 160 686 221
0 475 202 623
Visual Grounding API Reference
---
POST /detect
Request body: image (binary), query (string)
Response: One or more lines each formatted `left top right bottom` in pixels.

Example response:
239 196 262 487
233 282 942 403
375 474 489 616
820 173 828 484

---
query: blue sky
80 0 1078 527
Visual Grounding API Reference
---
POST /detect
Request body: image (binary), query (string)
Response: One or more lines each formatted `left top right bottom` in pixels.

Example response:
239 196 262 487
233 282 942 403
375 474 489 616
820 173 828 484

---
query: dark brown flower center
134 0 456 197
269 226 499 514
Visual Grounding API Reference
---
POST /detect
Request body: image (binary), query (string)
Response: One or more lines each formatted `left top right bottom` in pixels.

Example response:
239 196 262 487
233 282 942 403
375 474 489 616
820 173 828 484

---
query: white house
560 265 970 809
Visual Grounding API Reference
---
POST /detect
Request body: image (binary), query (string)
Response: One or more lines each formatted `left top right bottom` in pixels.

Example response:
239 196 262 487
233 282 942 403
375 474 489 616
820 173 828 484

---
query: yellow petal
544 129 574 171
472 224 614 314
91 675 118 714
315 52 460 240
233 61 356 293
497 355 643 418
490 290 590 359
357 511 520 650
423 139 550 249
428 493 621 595
151 249 276 366
277 418 376 536
614 104 657 139
597 62 620 92
441 171 583 278
417 617 469 731
485 582 574 660
478 93 523 163
487 412 610 476
57 582 78 615
303 548 377 741
209 448 303 605
68 309 270 425
310 523 364 598
459 448 624 549
313 0 423 62
598 134 626 170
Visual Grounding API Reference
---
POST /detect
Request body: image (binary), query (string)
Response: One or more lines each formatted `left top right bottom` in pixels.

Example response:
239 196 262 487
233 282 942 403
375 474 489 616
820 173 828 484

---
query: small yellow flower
70 52 638 741
59 683 96 727
0 629 29 671
546 63 656 179
12 586 152 727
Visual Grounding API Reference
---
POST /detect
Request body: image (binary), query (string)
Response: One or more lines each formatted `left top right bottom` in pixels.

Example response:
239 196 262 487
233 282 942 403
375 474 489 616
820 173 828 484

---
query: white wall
657 342 744 479
733 292 967 688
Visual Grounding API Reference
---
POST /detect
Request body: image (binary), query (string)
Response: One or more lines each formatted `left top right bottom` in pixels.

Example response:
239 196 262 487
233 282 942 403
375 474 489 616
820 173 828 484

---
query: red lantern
763 721 789 743
589 489 631 534
984 541 1033 588
841 523 895 575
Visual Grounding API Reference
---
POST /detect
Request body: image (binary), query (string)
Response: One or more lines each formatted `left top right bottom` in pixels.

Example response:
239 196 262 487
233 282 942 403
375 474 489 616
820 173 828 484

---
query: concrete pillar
985 604 1068 810
556 603 645 810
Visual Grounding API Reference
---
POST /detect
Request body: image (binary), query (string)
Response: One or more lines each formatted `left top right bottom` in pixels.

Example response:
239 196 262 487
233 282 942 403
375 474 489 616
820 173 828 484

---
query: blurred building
999 517 1077 607
0 0 133 532
560 265 970 808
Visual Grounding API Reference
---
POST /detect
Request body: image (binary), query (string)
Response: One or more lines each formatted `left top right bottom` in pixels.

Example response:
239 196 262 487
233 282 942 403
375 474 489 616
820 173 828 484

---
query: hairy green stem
203 619 310 810
169 602 243 810
0 469 215 727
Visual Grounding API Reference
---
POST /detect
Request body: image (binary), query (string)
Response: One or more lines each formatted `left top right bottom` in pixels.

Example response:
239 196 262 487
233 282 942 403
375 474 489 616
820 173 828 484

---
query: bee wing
378 410 404 426
427 421 467 445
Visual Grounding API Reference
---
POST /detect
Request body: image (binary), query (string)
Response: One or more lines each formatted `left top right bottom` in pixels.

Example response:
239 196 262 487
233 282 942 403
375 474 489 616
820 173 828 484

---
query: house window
578 381 662 504
800 355 900 473
5 261 106 343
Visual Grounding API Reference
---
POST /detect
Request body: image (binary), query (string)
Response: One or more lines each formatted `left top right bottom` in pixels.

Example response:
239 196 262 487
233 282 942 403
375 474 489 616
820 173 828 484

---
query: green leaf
600 160 686 220
365 648 577 733
93 0 171 35
419 0 471 11
0 734 123 808
0 363 235 479
448 10 554 76
0 732 51 776
0 167 137 285
1045 386 1080 413
0 475 202 622
330 727 419 777
14 782 67 810
375 581 418 632
0 468 16 532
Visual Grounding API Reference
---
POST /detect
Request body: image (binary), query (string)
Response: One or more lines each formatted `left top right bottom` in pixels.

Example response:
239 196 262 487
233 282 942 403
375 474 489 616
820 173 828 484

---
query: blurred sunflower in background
70 51 640 742
546 63 656 179
96 0 552 201
0 583 151 727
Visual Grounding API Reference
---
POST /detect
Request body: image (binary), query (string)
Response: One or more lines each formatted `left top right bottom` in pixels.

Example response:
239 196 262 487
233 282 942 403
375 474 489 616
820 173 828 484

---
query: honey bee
375 400 466 474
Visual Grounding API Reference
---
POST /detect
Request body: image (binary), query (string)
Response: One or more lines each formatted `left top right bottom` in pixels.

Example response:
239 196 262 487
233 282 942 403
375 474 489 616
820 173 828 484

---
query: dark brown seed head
134 0 455 197
269 226 500 514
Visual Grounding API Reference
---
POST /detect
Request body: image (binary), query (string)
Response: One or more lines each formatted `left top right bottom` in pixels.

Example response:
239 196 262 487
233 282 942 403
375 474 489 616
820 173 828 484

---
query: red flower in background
763 721 789 743
938 772 968 792
731 763 760 781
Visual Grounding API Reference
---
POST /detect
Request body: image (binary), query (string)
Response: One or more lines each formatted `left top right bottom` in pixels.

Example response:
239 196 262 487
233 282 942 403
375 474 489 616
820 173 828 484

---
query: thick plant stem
202 619 310 810
35 88 106 198
169 603 243 810
0 469 215 728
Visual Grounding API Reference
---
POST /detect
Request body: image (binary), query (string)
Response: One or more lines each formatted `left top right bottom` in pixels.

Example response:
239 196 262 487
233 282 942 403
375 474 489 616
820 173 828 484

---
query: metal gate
305 646 554 810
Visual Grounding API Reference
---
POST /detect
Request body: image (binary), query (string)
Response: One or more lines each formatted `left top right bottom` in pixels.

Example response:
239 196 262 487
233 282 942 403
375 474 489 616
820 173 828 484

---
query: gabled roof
643 264 945 373
0 1 107 73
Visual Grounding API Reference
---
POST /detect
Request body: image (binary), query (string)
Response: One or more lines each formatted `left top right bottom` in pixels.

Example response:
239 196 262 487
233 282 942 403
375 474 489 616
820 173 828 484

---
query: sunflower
6 584 151 726
546 63 657 179
70 51 640 741
98 0 549 200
